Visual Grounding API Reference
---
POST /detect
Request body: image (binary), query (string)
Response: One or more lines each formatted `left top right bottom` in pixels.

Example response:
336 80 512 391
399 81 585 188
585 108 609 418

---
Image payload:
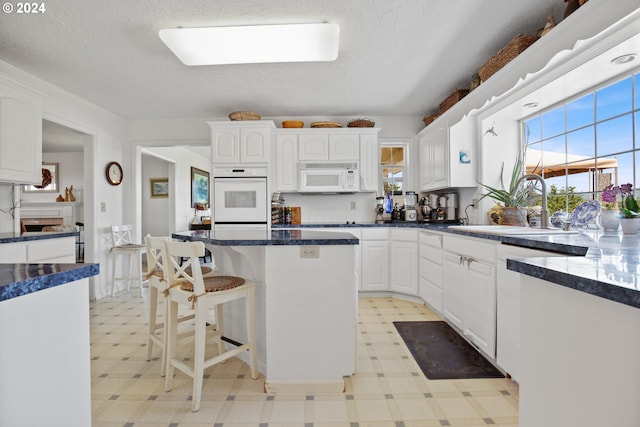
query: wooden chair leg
146 286 158 361
214 305 225 356
191 309 207 412
111 253 118 296
164 300 178 392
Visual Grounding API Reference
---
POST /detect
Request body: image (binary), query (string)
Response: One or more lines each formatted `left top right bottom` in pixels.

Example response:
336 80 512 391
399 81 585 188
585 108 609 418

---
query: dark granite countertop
0 263 100 302
272 221 454 230
0 230 80 244
172 228 359 246
273 222 640 309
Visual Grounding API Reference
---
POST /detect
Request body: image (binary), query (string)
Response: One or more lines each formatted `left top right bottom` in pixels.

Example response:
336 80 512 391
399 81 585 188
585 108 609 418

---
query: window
522 72 639 214
380 144 407 195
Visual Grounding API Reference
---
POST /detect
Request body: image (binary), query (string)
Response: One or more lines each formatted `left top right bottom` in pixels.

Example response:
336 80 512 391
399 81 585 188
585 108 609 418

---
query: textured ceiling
0 0 564 121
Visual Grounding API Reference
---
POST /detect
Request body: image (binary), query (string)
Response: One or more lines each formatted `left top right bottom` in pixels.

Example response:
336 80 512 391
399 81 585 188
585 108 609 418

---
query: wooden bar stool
110 225 146 296
144 235 218 376
162 240 258 412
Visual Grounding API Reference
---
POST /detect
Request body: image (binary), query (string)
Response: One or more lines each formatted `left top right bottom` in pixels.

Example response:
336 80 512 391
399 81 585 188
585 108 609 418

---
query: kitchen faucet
512 173 549 229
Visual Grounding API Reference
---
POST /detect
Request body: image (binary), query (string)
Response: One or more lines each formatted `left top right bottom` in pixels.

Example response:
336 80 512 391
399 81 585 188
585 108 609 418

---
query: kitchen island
0 261 99 427
172 228 359 393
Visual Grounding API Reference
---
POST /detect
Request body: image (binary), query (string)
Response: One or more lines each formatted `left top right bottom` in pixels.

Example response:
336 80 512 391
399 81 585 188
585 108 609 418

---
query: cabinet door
360 240 389 291
28 237 76 263
419 126 448 191
0 82 42 185
419 232 443 314
359 132 379 192
275 133 298 191
463 259 496 358
442 252 464 329
329 134 359 160
211 127 240 163
298 134 329 161
390 240 418 295
241 127 271 163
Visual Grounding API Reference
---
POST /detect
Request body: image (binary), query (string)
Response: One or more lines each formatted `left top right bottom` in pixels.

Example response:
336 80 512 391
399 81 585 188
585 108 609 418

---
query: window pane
380 147 392 165
542 107 565 139
525 142 543 174
392 147 404 165
542 135 565 159
636 74 640 110
567 126 594 158
566 167 592 193
615 152 635 189
596 77 632 121
566 93 594 131
596 114 633 156
525 117 542 144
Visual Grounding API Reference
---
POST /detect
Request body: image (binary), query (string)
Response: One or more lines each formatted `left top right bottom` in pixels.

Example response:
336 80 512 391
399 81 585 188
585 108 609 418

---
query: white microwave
298 162 359 192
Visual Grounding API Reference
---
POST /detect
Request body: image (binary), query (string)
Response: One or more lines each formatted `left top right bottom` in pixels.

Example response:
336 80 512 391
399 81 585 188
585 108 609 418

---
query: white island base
208 243 357 393
520 275 640 427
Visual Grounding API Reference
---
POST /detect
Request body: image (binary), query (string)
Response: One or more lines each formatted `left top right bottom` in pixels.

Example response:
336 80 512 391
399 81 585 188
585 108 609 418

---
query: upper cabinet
298 133 359 161
274 127 380 192
208 121 274 164
0 76 43 185
418 117 476 191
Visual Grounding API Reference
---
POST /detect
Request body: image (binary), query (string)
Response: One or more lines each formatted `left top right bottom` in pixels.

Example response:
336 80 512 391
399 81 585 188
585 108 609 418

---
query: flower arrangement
601 183 639 218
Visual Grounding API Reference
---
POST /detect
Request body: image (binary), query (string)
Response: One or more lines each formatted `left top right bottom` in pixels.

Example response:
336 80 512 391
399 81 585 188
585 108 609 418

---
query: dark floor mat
393 321 504 380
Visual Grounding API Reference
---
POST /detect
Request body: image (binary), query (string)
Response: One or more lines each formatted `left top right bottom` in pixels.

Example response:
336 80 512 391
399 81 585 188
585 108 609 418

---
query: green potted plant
478 152 538 226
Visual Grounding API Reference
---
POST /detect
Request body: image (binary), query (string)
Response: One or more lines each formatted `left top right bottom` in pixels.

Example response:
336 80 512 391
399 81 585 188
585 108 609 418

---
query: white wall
0 59 128 299
141 154 170 237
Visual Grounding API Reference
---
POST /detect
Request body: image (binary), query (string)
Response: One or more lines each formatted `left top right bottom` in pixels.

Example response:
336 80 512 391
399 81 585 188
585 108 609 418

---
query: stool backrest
112 224 135 247
163 240 206 295
144 235 171 279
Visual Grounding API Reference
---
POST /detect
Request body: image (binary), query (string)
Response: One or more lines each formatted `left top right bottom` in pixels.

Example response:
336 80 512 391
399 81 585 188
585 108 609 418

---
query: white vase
598 210 620 233
619 217 639 234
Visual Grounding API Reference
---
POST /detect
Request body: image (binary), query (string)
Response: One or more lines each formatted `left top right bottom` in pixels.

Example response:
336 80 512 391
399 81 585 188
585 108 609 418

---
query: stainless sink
449 225 580 236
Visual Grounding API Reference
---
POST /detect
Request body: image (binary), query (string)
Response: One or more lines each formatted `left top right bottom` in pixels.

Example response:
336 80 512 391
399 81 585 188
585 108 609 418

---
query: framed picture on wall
191 167 210 208
23 162 59 193
150 177 169 198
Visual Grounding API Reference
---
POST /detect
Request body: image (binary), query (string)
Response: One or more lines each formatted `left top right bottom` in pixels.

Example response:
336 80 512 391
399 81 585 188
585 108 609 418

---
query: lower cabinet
443 234 497 358
390 229 418 295
360 228 389 291
419 230 443 314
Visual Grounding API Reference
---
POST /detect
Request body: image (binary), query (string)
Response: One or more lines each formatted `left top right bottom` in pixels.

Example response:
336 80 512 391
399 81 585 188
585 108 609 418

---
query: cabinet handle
466 257 475 268
458 255 464 265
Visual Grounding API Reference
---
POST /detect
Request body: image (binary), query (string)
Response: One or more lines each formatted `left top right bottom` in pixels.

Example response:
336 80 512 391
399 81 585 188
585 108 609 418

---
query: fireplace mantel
20 202 83 228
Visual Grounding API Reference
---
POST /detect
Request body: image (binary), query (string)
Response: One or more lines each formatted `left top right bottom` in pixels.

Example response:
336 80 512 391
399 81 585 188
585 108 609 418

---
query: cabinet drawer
444 234 497 264
390 228 417 242
419 231 442 248
420 245 442 265
361 228 389 240
28 237 75 263
420 257 442 286
0 242 27 263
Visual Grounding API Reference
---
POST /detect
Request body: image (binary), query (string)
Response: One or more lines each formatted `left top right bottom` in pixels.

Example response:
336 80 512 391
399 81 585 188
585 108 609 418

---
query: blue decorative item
385 192 393 214
459 149 470 164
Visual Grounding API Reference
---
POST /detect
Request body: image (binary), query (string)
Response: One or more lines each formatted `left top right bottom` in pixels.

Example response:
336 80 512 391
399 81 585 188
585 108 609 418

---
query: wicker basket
347 118 375 128
478 34 539 82
310 121 343 128
229 111 261 121
282 120 304 128
423 113 439 126
439 89 469 114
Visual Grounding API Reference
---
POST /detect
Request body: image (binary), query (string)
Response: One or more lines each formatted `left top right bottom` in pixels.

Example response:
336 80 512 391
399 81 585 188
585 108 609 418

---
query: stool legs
111 250 145 296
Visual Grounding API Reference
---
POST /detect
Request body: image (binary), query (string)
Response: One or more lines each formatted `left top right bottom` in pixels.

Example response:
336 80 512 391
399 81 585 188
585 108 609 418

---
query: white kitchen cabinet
390 229 418 295
418 117 475 191
0 76 43 185
298 132 359 161
360 228 389 291
0 236 76 263
496 244 566 382
419 230 443 314
274 132 298 191
358 131 380 192
443 234 497 358
209 121 273 164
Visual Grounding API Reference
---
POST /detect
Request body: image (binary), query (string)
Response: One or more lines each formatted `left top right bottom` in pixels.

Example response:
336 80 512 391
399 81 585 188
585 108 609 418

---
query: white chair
110 225 146 296
144 235 218 376
163 240 258 412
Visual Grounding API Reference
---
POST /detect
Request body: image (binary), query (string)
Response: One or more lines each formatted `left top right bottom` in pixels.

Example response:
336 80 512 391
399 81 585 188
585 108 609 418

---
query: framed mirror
23 162 59 193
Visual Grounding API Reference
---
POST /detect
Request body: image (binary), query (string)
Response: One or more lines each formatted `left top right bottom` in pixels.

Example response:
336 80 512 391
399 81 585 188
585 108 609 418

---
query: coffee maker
443 192 459 221
375 196 385 223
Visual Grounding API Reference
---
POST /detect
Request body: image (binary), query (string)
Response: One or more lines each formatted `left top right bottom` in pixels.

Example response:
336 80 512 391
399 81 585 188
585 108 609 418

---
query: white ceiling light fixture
610 53 637 65
159 23 340 66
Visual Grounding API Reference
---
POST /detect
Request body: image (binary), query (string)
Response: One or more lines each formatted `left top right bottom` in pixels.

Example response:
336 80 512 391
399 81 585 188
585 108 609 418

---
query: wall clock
106 161 123 186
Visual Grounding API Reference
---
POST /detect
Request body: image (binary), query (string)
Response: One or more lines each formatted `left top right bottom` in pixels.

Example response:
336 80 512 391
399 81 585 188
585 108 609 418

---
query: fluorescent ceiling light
159 23 340 66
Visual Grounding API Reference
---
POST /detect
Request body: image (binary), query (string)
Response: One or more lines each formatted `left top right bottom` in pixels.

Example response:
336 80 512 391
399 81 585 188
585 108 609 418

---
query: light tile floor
90 290 519 427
